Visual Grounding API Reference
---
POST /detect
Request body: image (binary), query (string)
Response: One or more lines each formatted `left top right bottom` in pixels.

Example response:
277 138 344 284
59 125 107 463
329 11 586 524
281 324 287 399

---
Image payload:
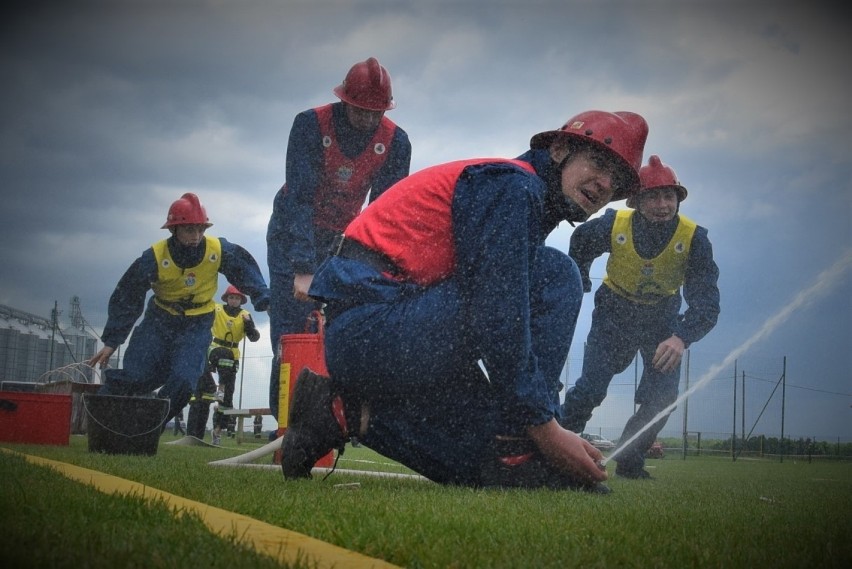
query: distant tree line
711 436 852 458
656 435 852 459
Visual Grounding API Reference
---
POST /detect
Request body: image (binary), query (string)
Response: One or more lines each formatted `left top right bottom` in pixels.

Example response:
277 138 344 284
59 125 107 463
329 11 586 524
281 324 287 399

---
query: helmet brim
625 184 688 208
333 85 396 111
221 292 248 304
530 130 640 201
161 221 214 229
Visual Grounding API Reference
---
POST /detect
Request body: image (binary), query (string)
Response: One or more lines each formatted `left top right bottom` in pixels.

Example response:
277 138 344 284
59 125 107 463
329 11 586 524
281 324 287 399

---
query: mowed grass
1 434 850 568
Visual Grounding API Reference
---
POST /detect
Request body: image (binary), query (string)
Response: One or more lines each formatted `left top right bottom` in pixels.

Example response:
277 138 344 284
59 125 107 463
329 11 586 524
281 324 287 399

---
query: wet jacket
101 236 270 349
267 102 411 276
311 149 593 428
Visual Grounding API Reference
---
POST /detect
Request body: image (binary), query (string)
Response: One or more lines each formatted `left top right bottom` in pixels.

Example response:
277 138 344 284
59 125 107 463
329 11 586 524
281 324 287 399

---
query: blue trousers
320 246 582 485
560 285 682 470
267 229 337 420
99 306 213 425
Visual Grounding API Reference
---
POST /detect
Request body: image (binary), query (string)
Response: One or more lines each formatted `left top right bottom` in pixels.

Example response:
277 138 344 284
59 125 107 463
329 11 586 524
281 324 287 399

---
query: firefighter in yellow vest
187 285 260 443
560 155 720 479
88 193 269 430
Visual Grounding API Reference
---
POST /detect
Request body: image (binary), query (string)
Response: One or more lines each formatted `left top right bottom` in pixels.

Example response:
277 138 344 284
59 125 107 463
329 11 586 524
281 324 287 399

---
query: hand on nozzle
527 419 608 483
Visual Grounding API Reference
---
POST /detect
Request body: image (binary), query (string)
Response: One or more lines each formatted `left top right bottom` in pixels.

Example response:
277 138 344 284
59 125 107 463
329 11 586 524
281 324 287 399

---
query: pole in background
780 356 787 463
49 300 58 371
732 359 737 462
742 370 746 454
238 336 247 410
681 349 690 460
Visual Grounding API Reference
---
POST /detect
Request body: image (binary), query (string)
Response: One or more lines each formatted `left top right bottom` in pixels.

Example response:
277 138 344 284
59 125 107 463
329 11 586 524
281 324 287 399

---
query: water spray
603 249 852 465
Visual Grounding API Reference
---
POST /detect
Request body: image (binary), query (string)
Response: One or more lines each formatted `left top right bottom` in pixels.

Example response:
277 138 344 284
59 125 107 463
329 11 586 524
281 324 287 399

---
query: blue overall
563 286 685 470
560 208 720 472
266 102 411 419
99 307 215 424
310 155 585 485
98 236 269 425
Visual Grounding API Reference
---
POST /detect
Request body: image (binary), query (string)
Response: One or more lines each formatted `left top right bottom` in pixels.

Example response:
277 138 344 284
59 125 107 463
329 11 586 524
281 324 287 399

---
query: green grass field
2 434 850 568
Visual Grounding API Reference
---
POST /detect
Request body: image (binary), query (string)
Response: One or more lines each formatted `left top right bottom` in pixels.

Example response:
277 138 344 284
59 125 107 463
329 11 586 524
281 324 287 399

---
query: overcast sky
2 0 849 440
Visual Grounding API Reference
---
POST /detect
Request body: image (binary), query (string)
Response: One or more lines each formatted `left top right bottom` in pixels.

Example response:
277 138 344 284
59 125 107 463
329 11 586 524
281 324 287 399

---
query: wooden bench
220 407 273 444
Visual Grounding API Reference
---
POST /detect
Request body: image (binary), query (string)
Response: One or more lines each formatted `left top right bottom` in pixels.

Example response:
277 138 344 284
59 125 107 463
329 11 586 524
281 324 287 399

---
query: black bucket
83 393 170 456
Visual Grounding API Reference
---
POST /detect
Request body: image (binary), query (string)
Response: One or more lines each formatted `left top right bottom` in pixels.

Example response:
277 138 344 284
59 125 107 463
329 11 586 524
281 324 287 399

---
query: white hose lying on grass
165 435 216 447
207 435 283 465
207 436 428 480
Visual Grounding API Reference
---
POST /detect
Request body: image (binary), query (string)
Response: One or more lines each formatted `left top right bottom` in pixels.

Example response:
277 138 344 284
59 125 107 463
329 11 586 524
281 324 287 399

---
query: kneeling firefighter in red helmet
281 110 649 492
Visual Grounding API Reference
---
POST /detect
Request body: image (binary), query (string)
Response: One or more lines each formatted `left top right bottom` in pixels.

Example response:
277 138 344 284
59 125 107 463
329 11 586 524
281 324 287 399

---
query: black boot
280 369 349 479
615 459 653 479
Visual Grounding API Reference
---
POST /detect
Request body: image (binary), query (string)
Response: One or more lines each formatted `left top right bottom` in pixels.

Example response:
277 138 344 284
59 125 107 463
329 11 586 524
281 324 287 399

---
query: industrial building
0 297 103 387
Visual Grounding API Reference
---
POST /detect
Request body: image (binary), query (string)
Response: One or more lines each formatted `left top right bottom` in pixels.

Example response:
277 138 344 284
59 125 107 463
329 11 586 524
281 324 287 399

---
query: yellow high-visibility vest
210 304 250 359
604 210 696 304
151 236 221 316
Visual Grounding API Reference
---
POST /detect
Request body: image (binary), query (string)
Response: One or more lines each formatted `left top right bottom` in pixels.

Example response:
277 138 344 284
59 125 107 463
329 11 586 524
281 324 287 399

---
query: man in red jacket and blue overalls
280 110 649 492
266 57 411 422
560 155 720 479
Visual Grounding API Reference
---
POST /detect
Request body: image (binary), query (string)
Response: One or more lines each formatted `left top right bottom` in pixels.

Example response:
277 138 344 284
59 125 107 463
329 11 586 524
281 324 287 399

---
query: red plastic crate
0 391 72 446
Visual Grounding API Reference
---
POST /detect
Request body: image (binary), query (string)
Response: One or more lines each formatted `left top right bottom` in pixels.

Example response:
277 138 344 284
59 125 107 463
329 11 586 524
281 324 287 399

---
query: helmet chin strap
562 198 590 224
543 155 589 226
557 153 591 223
558 152 591 221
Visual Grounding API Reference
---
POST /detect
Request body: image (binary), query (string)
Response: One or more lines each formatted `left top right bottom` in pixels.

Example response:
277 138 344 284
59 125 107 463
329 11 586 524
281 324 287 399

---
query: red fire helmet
161 193 213 229
530 110 649 200
333 57 396 111
627 154 688 208
221 284 247 304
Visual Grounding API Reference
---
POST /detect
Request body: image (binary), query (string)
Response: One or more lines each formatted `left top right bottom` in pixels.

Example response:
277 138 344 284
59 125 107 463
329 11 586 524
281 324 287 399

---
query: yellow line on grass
4 448 398 569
